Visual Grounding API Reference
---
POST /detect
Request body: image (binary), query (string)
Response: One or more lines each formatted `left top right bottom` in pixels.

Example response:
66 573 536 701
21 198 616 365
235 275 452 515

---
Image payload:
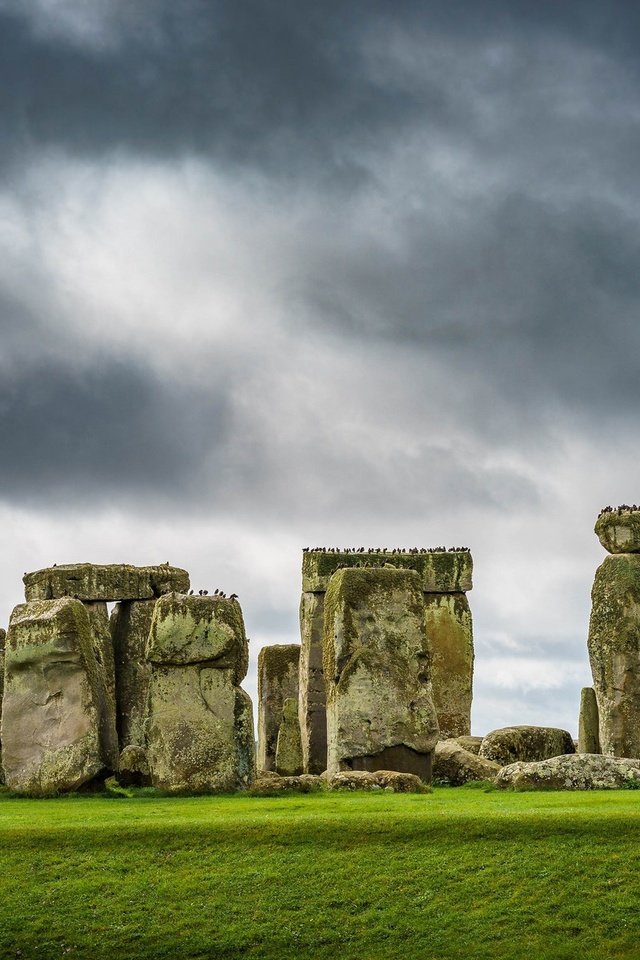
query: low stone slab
302 549 473 593
479 725 575 766
24 564 190 602
250 773 323 794
433 740 501 785
496 753 640 790
328 770 430 793
595 508 640 554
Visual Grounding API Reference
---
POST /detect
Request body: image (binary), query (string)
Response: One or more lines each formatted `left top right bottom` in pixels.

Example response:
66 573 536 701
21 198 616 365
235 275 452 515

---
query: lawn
1 785 639 960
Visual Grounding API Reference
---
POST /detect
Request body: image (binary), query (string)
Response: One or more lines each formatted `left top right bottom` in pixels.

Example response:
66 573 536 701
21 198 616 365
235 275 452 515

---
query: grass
1 785 640 959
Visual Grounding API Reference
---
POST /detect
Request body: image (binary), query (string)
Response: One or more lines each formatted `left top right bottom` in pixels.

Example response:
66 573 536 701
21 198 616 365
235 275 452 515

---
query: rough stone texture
433 739 501 785
303 549 473 593
323 567 439 781
275 697 303 777
84 602 119 771
496 753 640 791
578 687 601 755
257 644 300 772
452 735 483 755
424 593 473 738
595 509 640 554
24 563 190 603
587 553 640 758
145 594 254 793
118 745 151 787
1 598 104 794
328 770 430 793
250 772 323 794
479 725 575 767
0 629 5 784
299 591 327 774
111 599 156 750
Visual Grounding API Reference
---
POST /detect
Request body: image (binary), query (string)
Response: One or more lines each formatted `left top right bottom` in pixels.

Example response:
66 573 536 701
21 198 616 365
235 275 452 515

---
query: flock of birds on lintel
598 505 640 517
189 589 238 600
303 546 470 554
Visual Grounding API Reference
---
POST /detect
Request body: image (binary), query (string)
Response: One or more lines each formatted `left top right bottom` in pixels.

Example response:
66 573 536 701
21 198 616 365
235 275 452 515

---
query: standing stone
424 593 473 738
588 550 640 758
275 697 303 777
578 687 601 755
323 567 439 781
111 599 156 750
257 644 300 772
299 591 327 774
1 599 105 794
145 593 255 792
84 602 119 771
0 628 5 784
23 563 190 602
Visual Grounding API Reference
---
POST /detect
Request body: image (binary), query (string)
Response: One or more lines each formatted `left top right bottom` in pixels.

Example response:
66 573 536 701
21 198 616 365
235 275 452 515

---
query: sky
1 0 639 736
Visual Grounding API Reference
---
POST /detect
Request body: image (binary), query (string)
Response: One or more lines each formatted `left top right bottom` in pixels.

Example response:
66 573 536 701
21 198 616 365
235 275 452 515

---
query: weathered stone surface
425 593 473 738
0 629 5 784
84 602 119 771
433 739 501 785
496 753 640 791
323 567 439 781
452 735 483 755
257 644 300 772
299 591 327 774
303 549 473 593
595 509 640 554
146 593 248 682
24 563 190 603
250 772 323 794
479 725 575 766
145 594 254 793
111 599 156 750
587 553 640 757
328 770 430 793
578 687 601 755
2 599 104 794
118 745 151 787
275 697 303 777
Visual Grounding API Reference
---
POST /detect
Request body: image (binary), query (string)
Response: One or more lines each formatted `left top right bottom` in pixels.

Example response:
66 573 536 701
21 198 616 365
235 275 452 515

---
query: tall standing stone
578 687 601 755
275 697 303 777
257 644 300 772
1 599 105 794
323 567 439 781
145 593 255 792
299 548 473 772
588 519 640 757
84 602 119 771
0 628 5 784
110 599 157 750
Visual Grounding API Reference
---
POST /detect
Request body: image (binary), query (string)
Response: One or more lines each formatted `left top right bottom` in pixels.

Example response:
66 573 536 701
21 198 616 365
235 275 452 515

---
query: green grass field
1 785 639 960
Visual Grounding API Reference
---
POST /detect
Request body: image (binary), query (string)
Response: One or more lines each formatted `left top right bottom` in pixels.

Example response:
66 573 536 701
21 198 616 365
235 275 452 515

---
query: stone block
299 591 327 774
328 770 430 793
275 697 303 777
323 567 439 781
588 553 640 758
1 598 104 794
479 725 575 766
111 599 156 749
302 549 473 593
23 563 190 603
578 687 601 755
84 602 119 771
433 739 500 785
257 644 300 772
595 508 640 554
425 593 473 738
496 753 640 790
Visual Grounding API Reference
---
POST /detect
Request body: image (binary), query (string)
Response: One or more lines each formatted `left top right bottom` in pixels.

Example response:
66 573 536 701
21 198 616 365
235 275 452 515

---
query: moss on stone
302 550 473 593
23 564 190 603
595 510 640 554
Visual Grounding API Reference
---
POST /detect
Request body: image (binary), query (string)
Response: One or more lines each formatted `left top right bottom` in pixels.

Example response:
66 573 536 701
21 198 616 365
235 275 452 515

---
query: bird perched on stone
230 593 238 600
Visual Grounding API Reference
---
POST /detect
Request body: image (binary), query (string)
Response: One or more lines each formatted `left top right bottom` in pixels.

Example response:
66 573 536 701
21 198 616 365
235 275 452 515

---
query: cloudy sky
1 0 639 736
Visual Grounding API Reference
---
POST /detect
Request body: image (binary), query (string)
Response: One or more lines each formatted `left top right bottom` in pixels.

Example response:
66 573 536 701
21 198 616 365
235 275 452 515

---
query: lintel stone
23 563 190 603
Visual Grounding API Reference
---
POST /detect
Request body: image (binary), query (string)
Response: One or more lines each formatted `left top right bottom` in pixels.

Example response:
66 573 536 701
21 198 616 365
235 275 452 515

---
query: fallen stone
328 770 430 793
250 772 323 794
299 591 327 774
2 598 104 794
578 687 601 754
588 553 640 757
257 644 300 772
433 739 501 785
595 508 640 554
425 593 473 738
275 697 303 777
23 563 190 603
118 745 151 787
496 753 640 790
452 735 483 755
323 567 439 781
146 594 254 792
479 726 575 766
111 599 156 750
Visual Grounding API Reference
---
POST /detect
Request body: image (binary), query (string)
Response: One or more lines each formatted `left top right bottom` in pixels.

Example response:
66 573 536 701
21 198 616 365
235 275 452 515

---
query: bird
189 590 194 595
230 593 238 600
203 590 208 595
